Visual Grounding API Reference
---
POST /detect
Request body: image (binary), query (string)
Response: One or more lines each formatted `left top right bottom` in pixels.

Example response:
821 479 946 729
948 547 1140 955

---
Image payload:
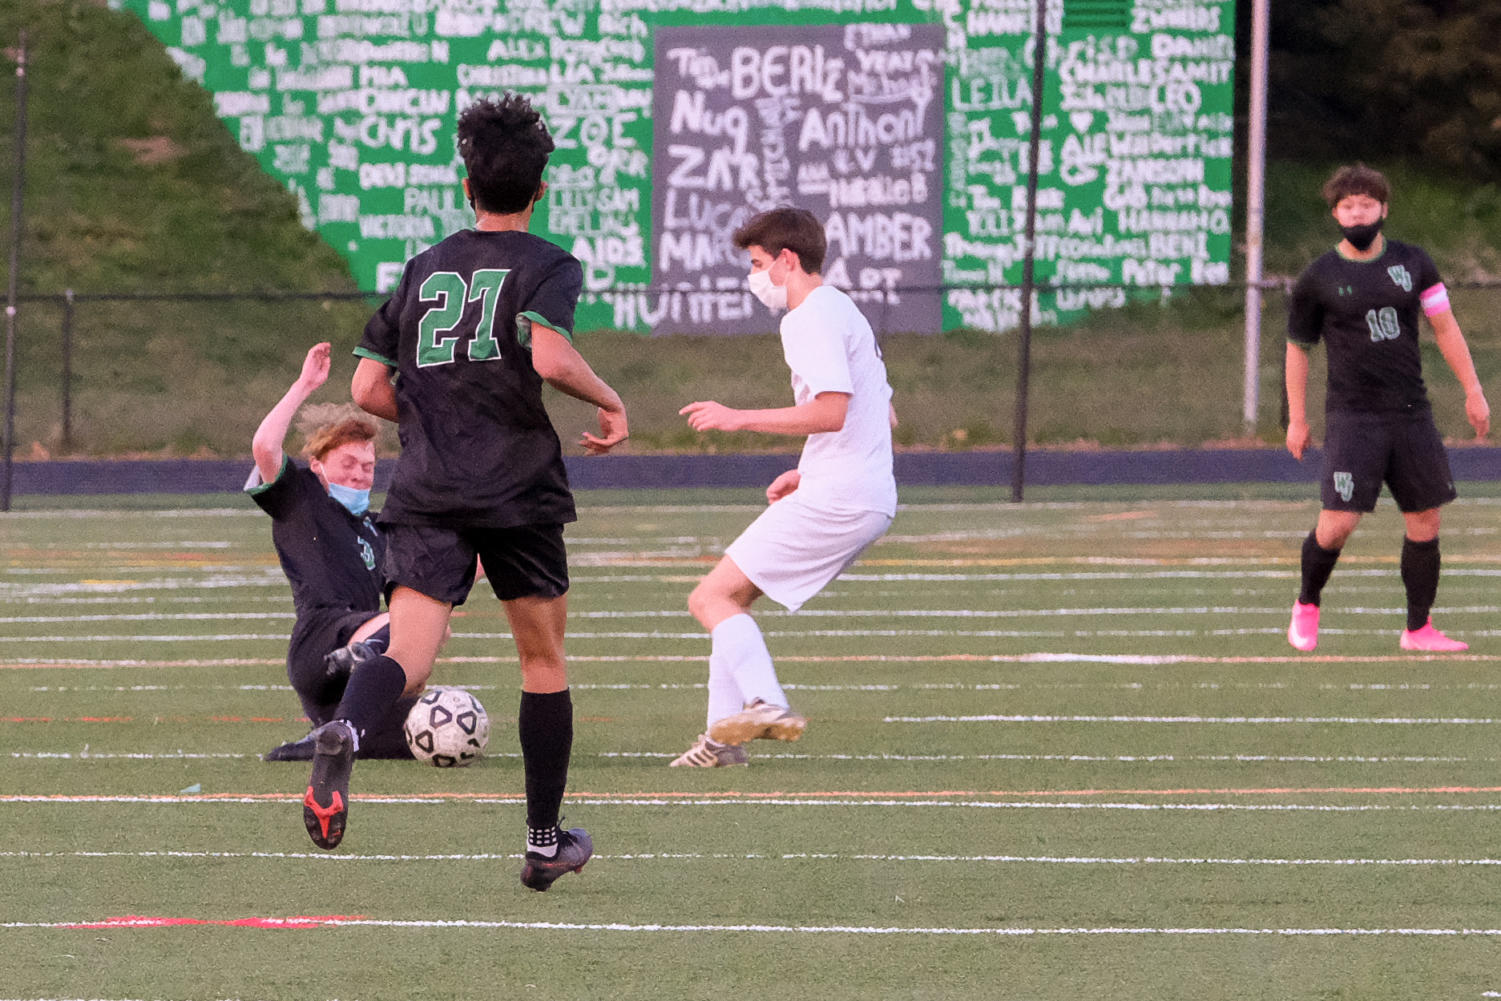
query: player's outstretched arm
351 356 399 423
1284 342 1313 460
252 342 331 484
1430 311 1491 438
680 391 849 437
530 324 629 454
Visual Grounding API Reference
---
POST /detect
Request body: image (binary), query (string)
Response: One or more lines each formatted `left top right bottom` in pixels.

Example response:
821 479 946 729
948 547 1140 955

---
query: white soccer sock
705 650 743 729
708 613 786 719
527 825 559 858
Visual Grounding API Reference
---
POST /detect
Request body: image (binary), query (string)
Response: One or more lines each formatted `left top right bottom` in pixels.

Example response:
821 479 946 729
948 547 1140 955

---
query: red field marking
1003 785 1501 797
1 715 295 723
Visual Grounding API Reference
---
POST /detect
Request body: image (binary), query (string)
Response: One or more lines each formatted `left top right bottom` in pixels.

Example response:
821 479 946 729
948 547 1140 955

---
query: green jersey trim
245 454 290 496
1334 239 1390 264
354 345 396 367
516 311 574 350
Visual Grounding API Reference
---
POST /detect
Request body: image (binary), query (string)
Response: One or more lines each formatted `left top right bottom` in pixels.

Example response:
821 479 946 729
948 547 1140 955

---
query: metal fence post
2 30 29 512
61 288 74 452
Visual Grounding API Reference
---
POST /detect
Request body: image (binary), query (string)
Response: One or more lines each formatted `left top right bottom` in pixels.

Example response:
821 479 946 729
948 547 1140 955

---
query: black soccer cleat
519 827 593 892
263 733 317 762
323 639 381 682
302 720 356 850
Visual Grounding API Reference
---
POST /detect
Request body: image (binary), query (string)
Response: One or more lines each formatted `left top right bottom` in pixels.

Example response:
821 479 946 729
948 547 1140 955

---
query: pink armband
1419 283 1450 317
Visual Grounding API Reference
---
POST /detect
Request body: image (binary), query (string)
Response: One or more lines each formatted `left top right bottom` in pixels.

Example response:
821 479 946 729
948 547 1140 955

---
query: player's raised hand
581 404 628 455
300 342 332 391
680 400 743 432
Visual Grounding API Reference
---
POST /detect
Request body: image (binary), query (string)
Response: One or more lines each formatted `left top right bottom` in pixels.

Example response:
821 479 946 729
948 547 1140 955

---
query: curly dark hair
732 207 827 274
1322 163 1390 208
456 94 556 214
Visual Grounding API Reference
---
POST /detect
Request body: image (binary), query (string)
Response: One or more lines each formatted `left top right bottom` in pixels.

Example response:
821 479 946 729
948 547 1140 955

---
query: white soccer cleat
708 699 807 747
669 734 749 768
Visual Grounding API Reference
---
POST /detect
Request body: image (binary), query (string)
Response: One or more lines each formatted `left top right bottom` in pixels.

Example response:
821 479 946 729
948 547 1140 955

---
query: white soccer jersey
779 285 897 516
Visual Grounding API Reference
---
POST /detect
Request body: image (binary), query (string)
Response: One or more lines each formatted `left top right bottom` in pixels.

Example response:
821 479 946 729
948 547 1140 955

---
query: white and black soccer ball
403 687 490 767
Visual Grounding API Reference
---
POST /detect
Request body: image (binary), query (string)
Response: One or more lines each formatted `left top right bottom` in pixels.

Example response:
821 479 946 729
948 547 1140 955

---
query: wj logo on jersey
1388 264 1412 292
359 538 376 571
1332 471 1355 503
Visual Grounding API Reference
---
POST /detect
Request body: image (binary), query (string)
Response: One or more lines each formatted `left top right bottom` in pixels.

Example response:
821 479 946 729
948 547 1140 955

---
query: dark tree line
1261 0 1501 174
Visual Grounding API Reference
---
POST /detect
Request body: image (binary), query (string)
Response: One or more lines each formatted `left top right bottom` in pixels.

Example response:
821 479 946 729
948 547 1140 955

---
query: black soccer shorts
1319 409 1458 514
380 521 569 605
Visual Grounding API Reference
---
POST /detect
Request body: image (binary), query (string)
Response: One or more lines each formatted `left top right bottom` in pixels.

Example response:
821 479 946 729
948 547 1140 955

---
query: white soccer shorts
724 493 893 612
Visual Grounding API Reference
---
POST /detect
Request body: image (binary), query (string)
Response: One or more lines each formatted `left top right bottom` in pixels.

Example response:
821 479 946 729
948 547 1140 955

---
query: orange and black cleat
302 720 356 850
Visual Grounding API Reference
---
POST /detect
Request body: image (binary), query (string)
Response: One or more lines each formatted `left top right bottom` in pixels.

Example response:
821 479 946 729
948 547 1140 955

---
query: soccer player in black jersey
300 95 628 893
1285 164 1490 652
247 342 415 761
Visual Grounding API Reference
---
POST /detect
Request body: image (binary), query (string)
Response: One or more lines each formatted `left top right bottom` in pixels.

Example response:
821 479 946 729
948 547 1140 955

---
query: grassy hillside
1 0 1498 458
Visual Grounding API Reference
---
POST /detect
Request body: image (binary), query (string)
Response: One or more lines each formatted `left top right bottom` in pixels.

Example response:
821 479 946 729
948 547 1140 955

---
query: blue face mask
327 482 370 517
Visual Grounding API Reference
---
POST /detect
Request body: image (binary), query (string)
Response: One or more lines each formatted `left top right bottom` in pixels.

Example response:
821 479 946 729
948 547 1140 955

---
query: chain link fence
6 280 1500 462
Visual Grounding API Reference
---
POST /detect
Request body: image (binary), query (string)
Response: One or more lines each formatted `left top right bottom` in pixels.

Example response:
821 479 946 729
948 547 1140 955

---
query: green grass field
5 486 1501 1000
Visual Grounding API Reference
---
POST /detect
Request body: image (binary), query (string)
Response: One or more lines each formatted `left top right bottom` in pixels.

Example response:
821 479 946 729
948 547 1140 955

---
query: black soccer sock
519 689 573 837
362 623 390 657
1298 531 1342 607
1401 536 1442 632
353 694 418 760
332 654 409 745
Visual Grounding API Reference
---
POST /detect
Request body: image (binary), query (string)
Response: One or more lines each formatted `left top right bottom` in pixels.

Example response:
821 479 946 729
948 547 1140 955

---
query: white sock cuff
710 612 760 645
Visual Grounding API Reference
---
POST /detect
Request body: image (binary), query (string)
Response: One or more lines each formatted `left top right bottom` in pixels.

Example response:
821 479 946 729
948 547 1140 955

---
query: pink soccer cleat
1399 620 1468 652
1287 600 1320 652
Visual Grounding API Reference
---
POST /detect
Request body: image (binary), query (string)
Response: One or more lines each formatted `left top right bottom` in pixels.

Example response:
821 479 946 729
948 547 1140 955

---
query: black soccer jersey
356 229 580 528
1287 239 1444 414
246 456 385 637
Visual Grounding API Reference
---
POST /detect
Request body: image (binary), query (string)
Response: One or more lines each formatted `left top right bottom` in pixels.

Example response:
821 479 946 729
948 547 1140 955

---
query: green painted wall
114 0 1234 334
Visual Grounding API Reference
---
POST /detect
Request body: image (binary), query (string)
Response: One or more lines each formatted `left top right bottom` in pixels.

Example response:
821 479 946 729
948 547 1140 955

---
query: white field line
14 565 1479 594
11 750 1500 766
9 652 1501 667
5 794 1501 813
7 917 1501 937
5 848 1501 867
0 613 294 624
884 714 1501 724
12 603 1501 624
7 628 1501 647
11 750 1501 768
14 497 1498 518
27 679 1501 694
0 629 1320 644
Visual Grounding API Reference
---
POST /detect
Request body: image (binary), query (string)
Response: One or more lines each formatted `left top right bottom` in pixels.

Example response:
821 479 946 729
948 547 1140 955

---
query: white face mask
747 266 787 311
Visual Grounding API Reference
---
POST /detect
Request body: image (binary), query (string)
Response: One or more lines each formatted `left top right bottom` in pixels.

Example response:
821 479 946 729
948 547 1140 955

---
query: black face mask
1340 218 1384 252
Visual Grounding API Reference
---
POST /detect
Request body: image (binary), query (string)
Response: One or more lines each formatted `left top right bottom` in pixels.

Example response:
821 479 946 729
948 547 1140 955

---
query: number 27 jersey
1287 239 1443 415
356 228 581 528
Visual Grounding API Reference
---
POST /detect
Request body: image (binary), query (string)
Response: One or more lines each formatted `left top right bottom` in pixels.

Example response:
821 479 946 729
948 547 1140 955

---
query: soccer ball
403 687 490 767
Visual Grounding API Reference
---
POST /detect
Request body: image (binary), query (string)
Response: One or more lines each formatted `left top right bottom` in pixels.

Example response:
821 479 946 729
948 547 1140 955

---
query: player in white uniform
672 207 897 767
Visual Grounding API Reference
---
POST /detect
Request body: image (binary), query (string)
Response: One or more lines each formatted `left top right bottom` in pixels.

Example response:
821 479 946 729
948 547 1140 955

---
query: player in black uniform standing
300 94 628 893
1285 164 1490 652
247 342 415 761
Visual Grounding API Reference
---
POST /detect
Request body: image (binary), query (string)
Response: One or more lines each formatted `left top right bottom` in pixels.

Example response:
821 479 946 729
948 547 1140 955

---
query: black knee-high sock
332 654 409 745
519 689 573 832
1401 536 1441 631
1299 531 1342 606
